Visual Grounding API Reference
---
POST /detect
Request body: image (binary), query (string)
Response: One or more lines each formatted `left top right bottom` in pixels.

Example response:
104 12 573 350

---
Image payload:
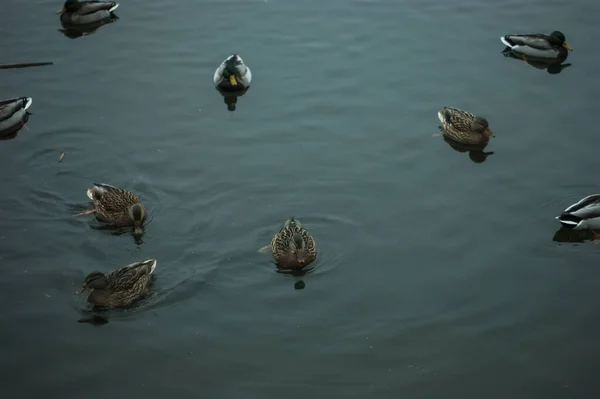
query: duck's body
0 97 32 134
437 107 495 146
82 183 147 235
75 259 157 308
261 217 317 269
556 194 600 230
57 0 119 25
214 54 252 92
500 31 572 60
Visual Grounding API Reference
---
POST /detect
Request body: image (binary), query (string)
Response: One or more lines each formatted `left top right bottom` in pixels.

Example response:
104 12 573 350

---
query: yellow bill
229 75 237 86
57 7 66 14
562 41 573 51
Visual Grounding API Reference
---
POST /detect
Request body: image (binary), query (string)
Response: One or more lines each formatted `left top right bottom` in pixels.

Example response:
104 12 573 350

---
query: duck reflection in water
58 16 118 39
216 87 249 112
502 49 571 74
0 97 33 141
442 136 494 164
275 267 311 290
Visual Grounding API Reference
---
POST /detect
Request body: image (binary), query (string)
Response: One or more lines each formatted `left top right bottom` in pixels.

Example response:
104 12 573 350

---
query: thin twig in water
0 62 54 70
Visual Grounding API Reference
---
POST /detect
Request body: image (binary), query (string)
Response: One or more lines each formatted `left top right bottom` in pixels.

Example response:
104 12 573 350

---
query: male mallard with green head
500 31 573 60
57 0 119 25
74 183 147 236
260 217 317 269
214 54 252 92
437 107 495 146
75 259 157 308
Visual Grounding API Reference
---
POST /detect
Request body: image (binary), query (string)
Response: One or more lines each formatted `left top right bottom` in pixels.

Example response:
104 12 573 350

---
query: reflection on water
58 16 119 39
77 314 109 326
441 136 494 164
0 111 30 141
553 226 600 243
215 87 249 112
501 49 572 75
276 266 313 290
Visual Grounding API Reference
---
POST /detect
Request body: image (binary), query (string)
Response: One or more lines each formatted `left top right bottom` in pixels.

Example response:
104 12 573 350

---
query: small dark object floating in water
77 315 109 325
0 62 53 70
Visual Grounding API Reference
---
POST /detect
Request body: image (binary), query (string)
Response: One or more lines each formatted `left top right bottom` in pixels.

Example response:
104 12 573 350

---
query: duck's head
75 271 107 295
289 232 307 265
549 31 573 51
128 204 147 237
471 116 494 138
223 54 244 86
57 0 81 14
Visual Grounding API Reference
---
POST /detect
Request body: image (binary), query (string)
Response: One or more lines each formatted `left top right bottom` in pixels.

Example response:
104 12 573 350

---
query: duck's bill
56 7 66 14
487 129 495 138
296 253 305 264
74 285 88 295
229 75 238 86
562 42 573 51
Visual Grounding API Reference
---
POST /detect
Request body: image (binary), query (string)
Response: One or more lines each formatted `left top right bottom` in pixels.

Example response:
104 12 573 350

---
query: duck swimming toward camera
437 107 495 146
260 217 317 269
73 183 147 236
75 259 157 308
500 31 573 60
57 0 119 25
214 54 252 92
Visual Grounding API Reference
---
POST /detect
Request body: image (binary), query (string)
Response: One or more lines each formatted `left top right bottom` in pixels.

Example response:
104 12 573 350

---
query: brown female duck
437 107 495 146
73 183 147 235
75 259 157 308
260 217 317 269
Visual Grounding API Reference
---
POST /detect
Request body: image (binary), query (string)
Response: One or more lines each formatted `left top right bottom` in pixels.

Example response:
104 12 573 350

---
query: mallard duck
437 107 495 146
500 31 573 59
74 183 147 235
556 194 600 231
75 259 157 308
213 54 252 92
260 217 317 269
0 97 32 134
57 0 119 25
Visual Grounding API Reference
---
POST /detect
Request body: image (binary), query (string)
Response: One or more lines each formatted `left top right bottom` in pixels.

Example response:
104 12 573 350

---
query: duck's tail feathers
146 259 157 274
86 188 94 200
109 3 119 12
500 36 513 48
24 97 33 111
437 110 445 125
556 213 582 229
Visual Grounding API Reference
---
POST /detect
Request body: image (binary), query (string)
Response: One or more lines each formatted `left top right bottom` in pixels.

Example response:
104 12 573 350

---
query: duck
437 107 495 146
556 194 600 230
214 54 252 92
73 183 147 236
57 0 119 25
0 97 32 134
260 217 317 269
500 31 573 60
75 259 157 308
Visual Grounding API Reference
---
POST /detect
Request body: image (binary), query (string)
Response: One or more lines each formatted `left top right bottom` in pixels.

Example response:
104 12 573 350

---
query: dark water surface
2 0 600 397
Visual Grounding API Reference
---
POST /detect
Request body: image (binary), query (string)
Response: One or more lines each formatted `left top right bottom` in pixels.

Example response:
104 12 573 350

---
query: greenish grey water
1 0 600 397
